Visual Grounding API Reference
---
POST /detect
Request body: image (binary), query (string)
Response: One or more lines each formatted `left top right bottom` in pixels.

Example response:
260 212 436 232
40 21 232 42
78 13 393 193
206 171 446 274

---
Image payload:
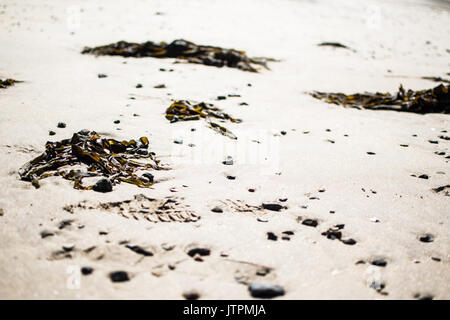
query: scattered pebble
257 217 268 223
419 234 434 243
109 271 130 282
418 174 429 179
183 290 200 300
367 152 376 155
342 238 357 245
62 243 75 252
267 232 278 241
93 178 113 193
81 266 94 275
371 258 387 267
431 257 441 262
97 73 107 78
49 131 55 136
370 217 380 223
187 247 210 257
40 231 54 238
302 219 318 227
222 156 233 165
248 283 285 299
153 84 166 89
217 96 226 100
226 175 236 180
428 140 438 144
173 138 183 144
57 122 66 128
136 83 143 88
262 203 283 211
248 188 255 192
211 206 223 213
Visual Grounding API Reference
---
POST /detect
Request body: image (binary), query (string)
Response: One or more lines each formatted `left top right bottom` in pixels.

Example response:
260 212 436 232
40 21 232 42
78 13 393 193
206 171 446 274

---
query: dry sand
0 0 449 299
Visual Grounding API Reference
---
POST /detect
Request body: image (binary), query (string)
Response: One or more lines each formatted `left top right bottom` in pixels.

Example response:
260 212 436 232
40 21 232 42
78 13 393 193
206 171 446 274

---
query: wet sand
0 0 449 299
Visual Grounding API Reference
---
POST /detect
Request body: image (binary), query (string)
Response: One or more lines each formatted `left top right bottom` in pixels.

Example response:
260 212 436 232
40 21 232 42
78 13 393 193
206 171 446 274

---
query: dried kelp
82 39 272 72
0 78 17 89
310 84 450 114
63 194 200 223
18 130 165 190
166 100 241 139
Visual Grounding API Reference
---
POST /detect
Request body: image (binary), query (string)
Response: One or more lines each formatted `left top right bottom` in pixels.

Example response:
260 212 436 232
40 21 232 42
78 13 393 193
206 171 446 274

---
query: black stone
125 245 153 256
109 271 130 282
81 266 94 275
262 203 283 211
211 206 223 213
371 258 387 267
248 283 285 299
57 122 66 128
187 247 210 257
302 219 318 227
267 232 278 241
342 238 357 245
93 178 113 193
419 234 434 243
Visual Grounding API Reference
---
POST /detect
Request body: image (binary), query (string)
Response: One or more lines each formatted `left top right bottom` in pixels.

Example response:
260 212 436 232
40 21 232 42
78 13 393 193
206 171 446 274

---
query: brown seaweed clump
166 100 241 139
310 84 450 114
0 79 16 89
81 39 273 72
18 130 166 190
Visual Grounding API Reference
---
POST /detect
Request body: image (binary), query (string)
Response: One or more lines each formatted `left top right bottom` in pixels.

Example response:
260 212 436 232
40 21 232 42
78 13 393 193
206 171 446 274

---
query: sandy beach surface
0 0 449 299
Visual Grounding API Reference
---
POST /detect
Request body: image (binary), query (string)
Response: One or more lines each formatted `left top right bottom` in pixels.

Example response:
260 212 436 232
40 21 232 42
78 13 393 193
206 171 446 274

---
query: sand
0 0 449 299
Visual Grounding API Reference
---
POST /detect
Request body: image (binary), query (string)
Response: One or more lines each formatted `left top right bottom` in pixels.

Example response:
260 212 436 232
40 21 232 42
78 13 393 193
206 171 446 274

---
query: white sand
0 0 449 299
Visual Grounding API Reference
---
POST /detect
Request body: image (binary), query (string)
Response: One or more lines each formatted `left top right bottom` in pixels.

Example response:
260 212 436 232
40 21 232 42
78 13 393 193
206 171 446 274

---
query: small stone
367 152 376 155
113 120 120 124
248 283 285 299
153 84 166 89
62 243 75 252
97 73 107 78
161 243 175 251
217 96 226 100
371 258 387 267
226 175 236 180
431 257 441 262
267 232 278 241
370 281 385 292
211 206 223 213
370 217 380 223
428 140 438 144
57 122 66 128
279 198 288 202
187 247 210 257
183 290 200 300
136 83 143 88
93 178 113 193
419 234 434 243
280 131 287 135
188 143 195 147
248 188 255 192
40 231 54 238
49 131 56 136
262 203 283 211
81 266 94 275
109 271 130 282
418 174 429 179
257 217 268 223
222 156 233 165
400 144 409 147
302 219 318 227
342 238 357 245
142 173 154 183
239 102 248 106
0 208 4 216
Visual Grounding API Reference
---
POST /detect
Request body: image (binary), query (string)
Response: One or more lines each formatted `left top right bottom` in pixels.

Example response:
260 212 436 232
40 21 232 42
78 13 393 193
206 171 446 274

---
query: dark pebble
280 131 287 135
113 120 120 124
109 271 130 282
367 152 376 155
217 96 226 100
136 83 143 88
302 219 318 227
93 178 113 193
187 247 210 257
342 238 357 245
57 122 66 128
226 175 236 180
81 266 94 275
40 231 54 238
267 232 278 241
371 258 387 267
183 291 200 300
97 73 107 78
125 245 153 256
262 203 283 211
142 173 154 183
419 234 434 243
428 140 438 144
211 206 223 213
418 174 429 179
49 131 55 136
431 257 441 262
239 102 248 106
248 283 285 299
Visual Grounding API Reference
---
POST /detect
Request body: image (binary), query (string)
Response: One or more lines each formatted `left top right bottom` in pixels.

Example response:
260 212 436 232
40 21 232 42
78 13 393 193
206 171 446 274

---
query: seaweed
18 130 166 190
82 39 273 72
166 100 241 139
310 84 450 114
0 78 17 89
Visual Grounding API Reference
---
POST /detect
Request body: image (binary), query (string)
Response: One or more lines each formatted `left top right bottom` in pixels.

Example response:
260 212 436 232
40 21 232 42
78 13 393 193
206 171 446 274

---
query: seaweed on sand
18 130 166 190
165 100 241 139
310 84 450 114
82 39 273 72
0 79 17 89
